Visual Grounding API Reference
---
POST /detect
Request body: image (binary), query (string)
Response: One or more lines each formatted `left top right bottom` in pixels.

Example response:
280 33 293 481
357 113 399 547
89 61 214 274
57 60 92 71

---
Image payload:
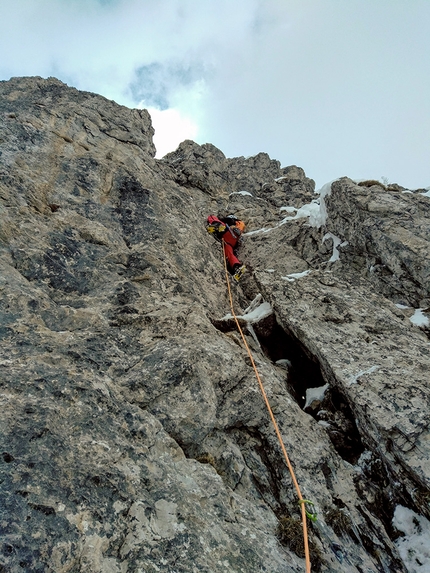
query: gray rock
1 77 428 573
325 177 430 306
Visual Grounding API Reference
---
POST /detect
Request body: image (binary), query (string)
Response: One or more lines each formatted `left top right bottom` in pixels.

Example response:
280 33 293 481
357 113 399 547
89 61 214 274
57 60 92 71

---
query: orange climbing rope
221 240 312 573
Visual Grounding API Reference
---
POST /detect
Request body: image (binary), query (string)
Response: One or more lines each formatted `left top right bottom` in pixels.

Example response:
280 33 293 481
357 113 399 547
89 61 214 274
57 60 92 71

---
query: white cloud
145 106 198 158
1 0 429 188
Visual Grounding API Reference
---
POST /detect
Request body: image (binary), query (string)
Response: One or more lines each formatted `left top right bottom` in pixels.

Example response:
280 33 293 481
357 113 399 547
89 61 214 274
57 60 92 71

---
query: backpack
233 219 245 235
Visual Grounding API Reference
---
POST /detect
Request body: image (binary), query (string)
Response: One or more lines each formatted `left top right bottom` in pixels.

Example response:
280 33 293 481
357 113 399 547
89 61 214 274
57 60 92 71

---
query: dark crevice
252 317 428 559
315 388 365 464
212 308 366 465
253 315 365 465
254 319 324 406
210 305 425 558
212 305 366 465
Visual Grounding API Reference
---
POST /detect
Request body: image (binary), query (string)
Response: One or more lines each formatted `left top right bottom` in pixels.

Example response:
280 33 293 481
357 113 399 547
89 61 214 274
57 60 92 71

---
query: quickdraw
298 499 318 522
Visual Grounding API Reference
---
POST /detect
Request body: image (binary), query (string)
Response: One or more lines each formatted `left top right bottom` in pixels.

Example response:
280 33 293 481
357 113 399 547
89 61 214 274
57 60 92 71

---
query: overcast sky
1 0 429 189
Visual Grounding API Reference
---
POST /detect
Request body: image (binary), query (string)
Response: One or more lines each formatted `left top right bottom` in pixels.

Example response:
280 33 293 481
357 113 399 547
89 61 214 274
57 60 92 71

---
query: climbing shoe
233 264 246 283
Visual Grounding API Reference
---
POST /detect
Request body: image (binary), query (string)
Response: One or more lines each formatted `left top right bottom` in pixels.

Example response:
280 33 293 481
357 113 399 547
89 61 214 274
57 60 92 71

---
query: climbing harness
221 239 314 573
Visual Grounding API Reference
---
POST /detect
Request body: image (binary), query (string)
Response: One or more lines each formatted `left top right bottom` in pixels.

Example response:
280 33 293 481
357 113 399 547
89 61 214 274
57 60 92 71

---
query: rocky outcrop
1 77 429 573
325 178 430 306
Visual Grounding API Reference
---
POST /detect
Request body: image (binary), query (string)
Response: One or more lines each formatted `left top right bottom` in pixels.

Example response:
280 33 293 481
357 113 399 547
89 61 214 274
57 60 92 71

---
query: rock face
1 77 429 573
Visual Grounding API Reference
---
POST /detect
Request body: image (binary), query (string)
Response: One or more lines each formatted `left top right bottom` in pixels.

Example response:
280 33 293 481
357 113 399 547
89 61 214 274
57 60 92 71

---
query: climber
206 214 246 282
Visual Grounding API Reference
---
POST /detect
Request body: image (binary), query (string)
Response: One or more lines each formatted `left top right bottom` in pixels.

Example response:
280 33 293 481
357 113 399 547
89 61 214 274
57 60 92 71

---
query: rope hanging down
221 240 313 573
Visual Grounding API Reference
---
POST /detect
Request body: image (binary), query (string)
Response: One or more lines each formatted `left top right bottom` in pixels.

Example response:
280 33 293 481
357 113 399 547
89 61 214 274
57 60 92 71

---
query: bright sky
1 0 429 189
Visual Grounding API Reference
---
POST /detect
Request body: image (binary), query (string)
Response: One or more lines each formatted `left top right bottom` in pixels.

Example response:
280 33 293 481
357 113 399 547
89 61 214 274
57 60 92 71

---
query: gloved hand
207 224 226 234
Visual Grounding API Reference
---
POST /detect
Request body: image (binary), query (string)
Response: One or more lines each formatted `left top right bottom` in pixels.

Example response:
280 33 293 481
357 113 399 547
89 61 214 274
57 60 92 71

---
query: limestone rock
325 177 430 306
1 77 429 573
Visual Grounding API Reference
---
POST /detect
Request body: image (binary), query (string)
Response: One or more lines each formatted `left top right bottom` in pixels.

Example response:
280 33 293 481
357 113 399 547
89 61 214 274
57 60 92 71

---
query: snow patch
275 358 292 369
410 309 429 327
246 323 262 350
393 505 430 573
356 450 372 467
348 365 379 386
245 202 320 235
245 227 271 236
279 179 338 228
317 180 336 227
243 294 263 314
245 200 321 236
229 191 253 197
421 189 430 197
322 233 348 263
240 302 273 323
396 303 411 309
274 176 288 182
282 270 311 282
279 206 297 213
245 179 339 235
304 383 329 410
222 294 273 324
282 200 321 227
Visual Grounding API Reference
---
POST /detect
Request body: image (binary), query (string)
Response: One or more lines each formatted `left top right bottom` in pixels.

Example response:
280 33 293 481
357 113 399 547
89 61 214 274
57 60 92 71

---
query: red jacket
206 215 245 271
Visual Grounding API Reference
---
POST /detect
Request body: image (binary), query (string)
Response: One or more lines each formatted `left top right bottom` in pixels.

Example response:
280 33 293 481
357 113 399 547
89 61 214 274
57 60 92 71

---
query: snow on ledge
304 383 329 410
244 179 339 236
245 199 322 236
275 358 291 368
221 294 273 324
239 302 272 323
229 190 253 197
281 270 311 282
245 227 271 236
322 233 345 263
